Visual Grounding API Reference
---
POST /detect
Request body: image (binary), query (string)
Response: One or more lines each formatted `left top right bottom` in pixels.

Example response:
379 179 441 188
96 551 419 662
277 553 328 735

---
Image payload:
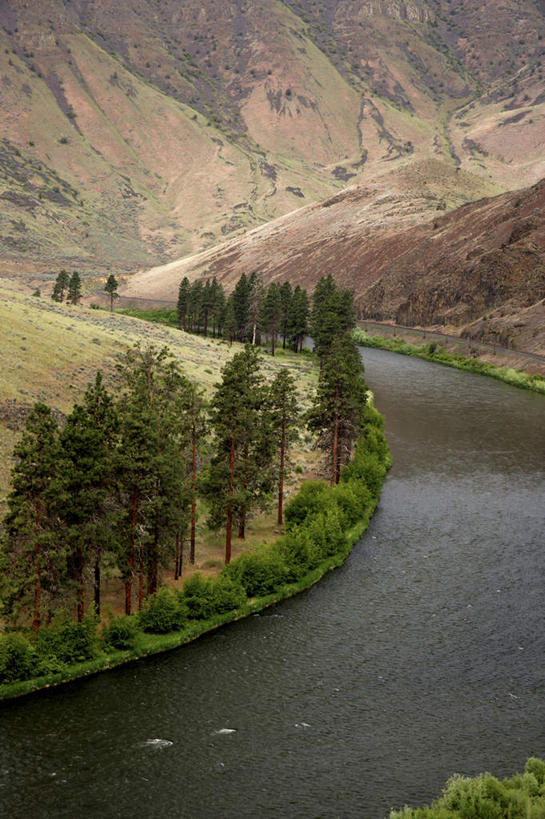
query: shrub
284 480 331 529
330 481 372 527
182 573 218 620
342 451 386 495
212 575 246 613
103 616 139 650
223 550 289 596
0 632 34 683
277 528 314 580
138 589 188 634
34 616 98 665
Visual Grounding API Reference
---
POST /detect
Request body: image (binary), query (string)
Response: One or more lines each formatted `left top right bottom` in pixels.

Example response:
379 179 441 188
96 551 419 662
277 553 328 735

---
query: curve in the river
1 347 544 819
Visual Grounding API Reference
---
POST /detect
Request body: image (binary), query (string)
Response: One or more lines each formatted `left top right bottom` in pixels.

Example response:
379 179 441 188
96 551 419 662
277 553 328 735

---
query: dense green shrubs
103 616 139 650
390 758 545 818
0 395 390 691
138 589 188 634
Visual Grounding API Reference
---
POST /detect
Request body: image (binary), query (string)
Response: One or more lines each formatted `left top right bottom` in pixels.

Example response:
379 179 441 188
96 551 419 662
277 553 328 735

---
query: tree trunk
148 523 159 596
190 428 196 564
94 556 101 617
76 546 84 623
271 331 276 357
33 541 41 635
225 436 235 564
138 544 144 610
278 418 286 525
331 411 339 486
252 305 257 345
125 489 138 615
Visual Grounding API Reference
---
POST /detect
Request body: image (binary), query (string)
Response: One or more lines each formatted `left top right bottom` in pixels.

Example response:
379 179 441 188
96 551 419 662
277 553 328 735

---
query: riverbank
353 329 545 395
0 400 391 701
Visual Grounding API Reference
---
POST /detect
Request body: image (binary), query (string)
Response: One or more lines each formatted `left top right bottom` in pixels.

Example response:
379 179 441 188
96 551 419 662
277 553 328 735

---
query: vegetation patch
390 757 545 818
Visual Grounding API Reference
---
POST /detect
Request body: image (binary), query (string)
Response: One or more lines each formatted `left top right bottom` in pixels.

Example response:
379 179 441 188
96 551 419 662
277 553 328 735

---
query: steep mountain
1 0 544 270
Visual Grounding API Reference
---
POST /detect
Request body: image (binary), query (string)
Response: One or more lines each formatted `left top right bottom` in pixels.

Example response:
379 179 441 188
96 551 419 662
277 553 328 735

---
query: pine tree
177 277 191 331
0 404 64 631
200 280 214 337
308 334 367 484
269 369 300 525
104 275 119 312
310 275 355 364
262 283 282 356
188 280 203 333
59 373 118 620
67 271 82 305
223 296 237 345
287 285 309 352
232 273 251 341
204 346 274 563
212 282 226 338
51 269 70 302
116 346 194 610
248 272 265 345
279 281 293 349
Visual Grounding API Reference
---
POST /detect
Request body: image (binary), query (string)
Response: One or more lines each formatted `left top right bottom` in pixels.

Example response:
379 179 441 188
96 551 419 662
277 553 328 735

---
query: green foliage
118 307 178 327
103 616 139 650
138 588 188 634
182 572 246 618
0 632 34 683
284 480 331 528
34 616 98 665
390 759 545 818
222 549 289 596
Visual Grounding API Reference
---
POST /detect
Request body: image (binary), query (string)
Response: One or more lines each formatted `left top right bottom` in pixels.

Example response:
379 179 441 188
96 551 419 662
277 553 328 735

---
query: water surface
1 348 544 818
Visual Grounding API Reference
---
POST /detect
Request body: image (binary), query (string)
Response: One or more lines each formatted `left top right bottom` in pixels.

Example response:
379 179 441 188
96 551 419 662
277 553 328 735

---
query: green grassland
0 279 318 514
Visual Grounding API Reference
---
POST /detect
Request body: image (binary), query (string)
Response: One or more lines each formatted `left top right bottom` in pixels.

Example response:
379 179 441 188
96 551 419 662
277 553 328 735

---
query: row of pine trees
177 273 310 353
0 274 366 633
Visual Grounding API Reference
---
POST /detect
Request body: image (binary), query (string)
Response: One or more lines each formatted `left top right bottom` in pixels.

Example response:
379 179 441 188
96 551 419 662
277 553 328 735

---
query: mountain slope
1 0 544 270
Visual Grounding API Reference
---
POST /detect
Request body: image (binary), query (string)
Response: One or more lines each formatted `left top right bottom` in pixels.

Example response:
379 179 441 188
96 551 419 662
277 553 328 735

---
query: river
1 348 544 818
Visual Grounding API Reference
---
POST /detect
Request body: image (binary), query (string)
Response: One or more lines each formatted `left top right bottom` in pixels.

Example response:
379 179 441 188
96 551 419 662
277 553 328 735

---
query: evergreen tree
262 283 282 356
232 273 251 341
188 280 203 332
116 346 193 611
222 296 237 345
177 277 191 331
310 275 355 364
200 280 214 337
248 272 265 345
269 369 300 525
212 282 226 338
58 373 119 620
0 404 63 631
204 346 274 563
279 281 293 349
308 334 367 484
104 275 119 312
67 271 82 305
287 285 309 352
51 269 70 302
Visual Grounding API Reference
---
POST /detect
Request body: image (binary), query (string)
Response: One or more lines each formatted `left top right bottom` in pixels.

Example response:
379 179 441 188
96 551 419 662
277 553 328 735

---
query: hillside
1 0 545 272
0 279 317 515
124 171 545 357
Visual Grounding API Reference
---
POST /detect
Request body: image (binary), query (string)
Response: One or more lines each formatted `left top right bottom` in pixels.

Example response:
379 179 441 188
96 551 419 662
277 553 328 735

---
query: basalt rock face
1 0 545 269
359 178 545 352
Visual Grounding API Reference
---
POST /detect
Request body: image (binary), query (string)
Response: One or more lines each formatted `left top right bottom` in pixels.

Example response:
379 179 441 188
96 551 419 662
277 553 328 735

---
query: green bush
0 632 34 683
138 588 188 634
212 575 247 613
342 451 386 495
223 550 289 596
330 481 372 527
390 759 545 818
34 616 98 665
284 480 331 529
103 616 139 650
180 573 247 620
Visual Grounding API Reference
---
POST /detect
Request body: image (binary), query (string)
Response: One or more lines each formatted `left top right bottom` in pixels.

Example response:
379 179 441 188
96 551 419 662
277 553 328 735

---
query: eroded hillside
1 0 544 270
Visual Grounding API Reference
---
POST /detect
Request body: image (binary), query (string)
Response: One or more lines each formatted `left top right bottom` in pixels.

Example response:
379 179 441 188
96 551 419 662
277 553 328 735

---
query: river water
1 348 544 818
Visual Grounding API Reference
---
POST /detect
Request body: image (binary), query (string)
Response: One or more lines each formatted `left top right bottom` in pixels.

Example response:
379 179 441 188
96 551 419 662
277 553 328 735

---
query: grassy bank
0 401 391 701
353 329 545 396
